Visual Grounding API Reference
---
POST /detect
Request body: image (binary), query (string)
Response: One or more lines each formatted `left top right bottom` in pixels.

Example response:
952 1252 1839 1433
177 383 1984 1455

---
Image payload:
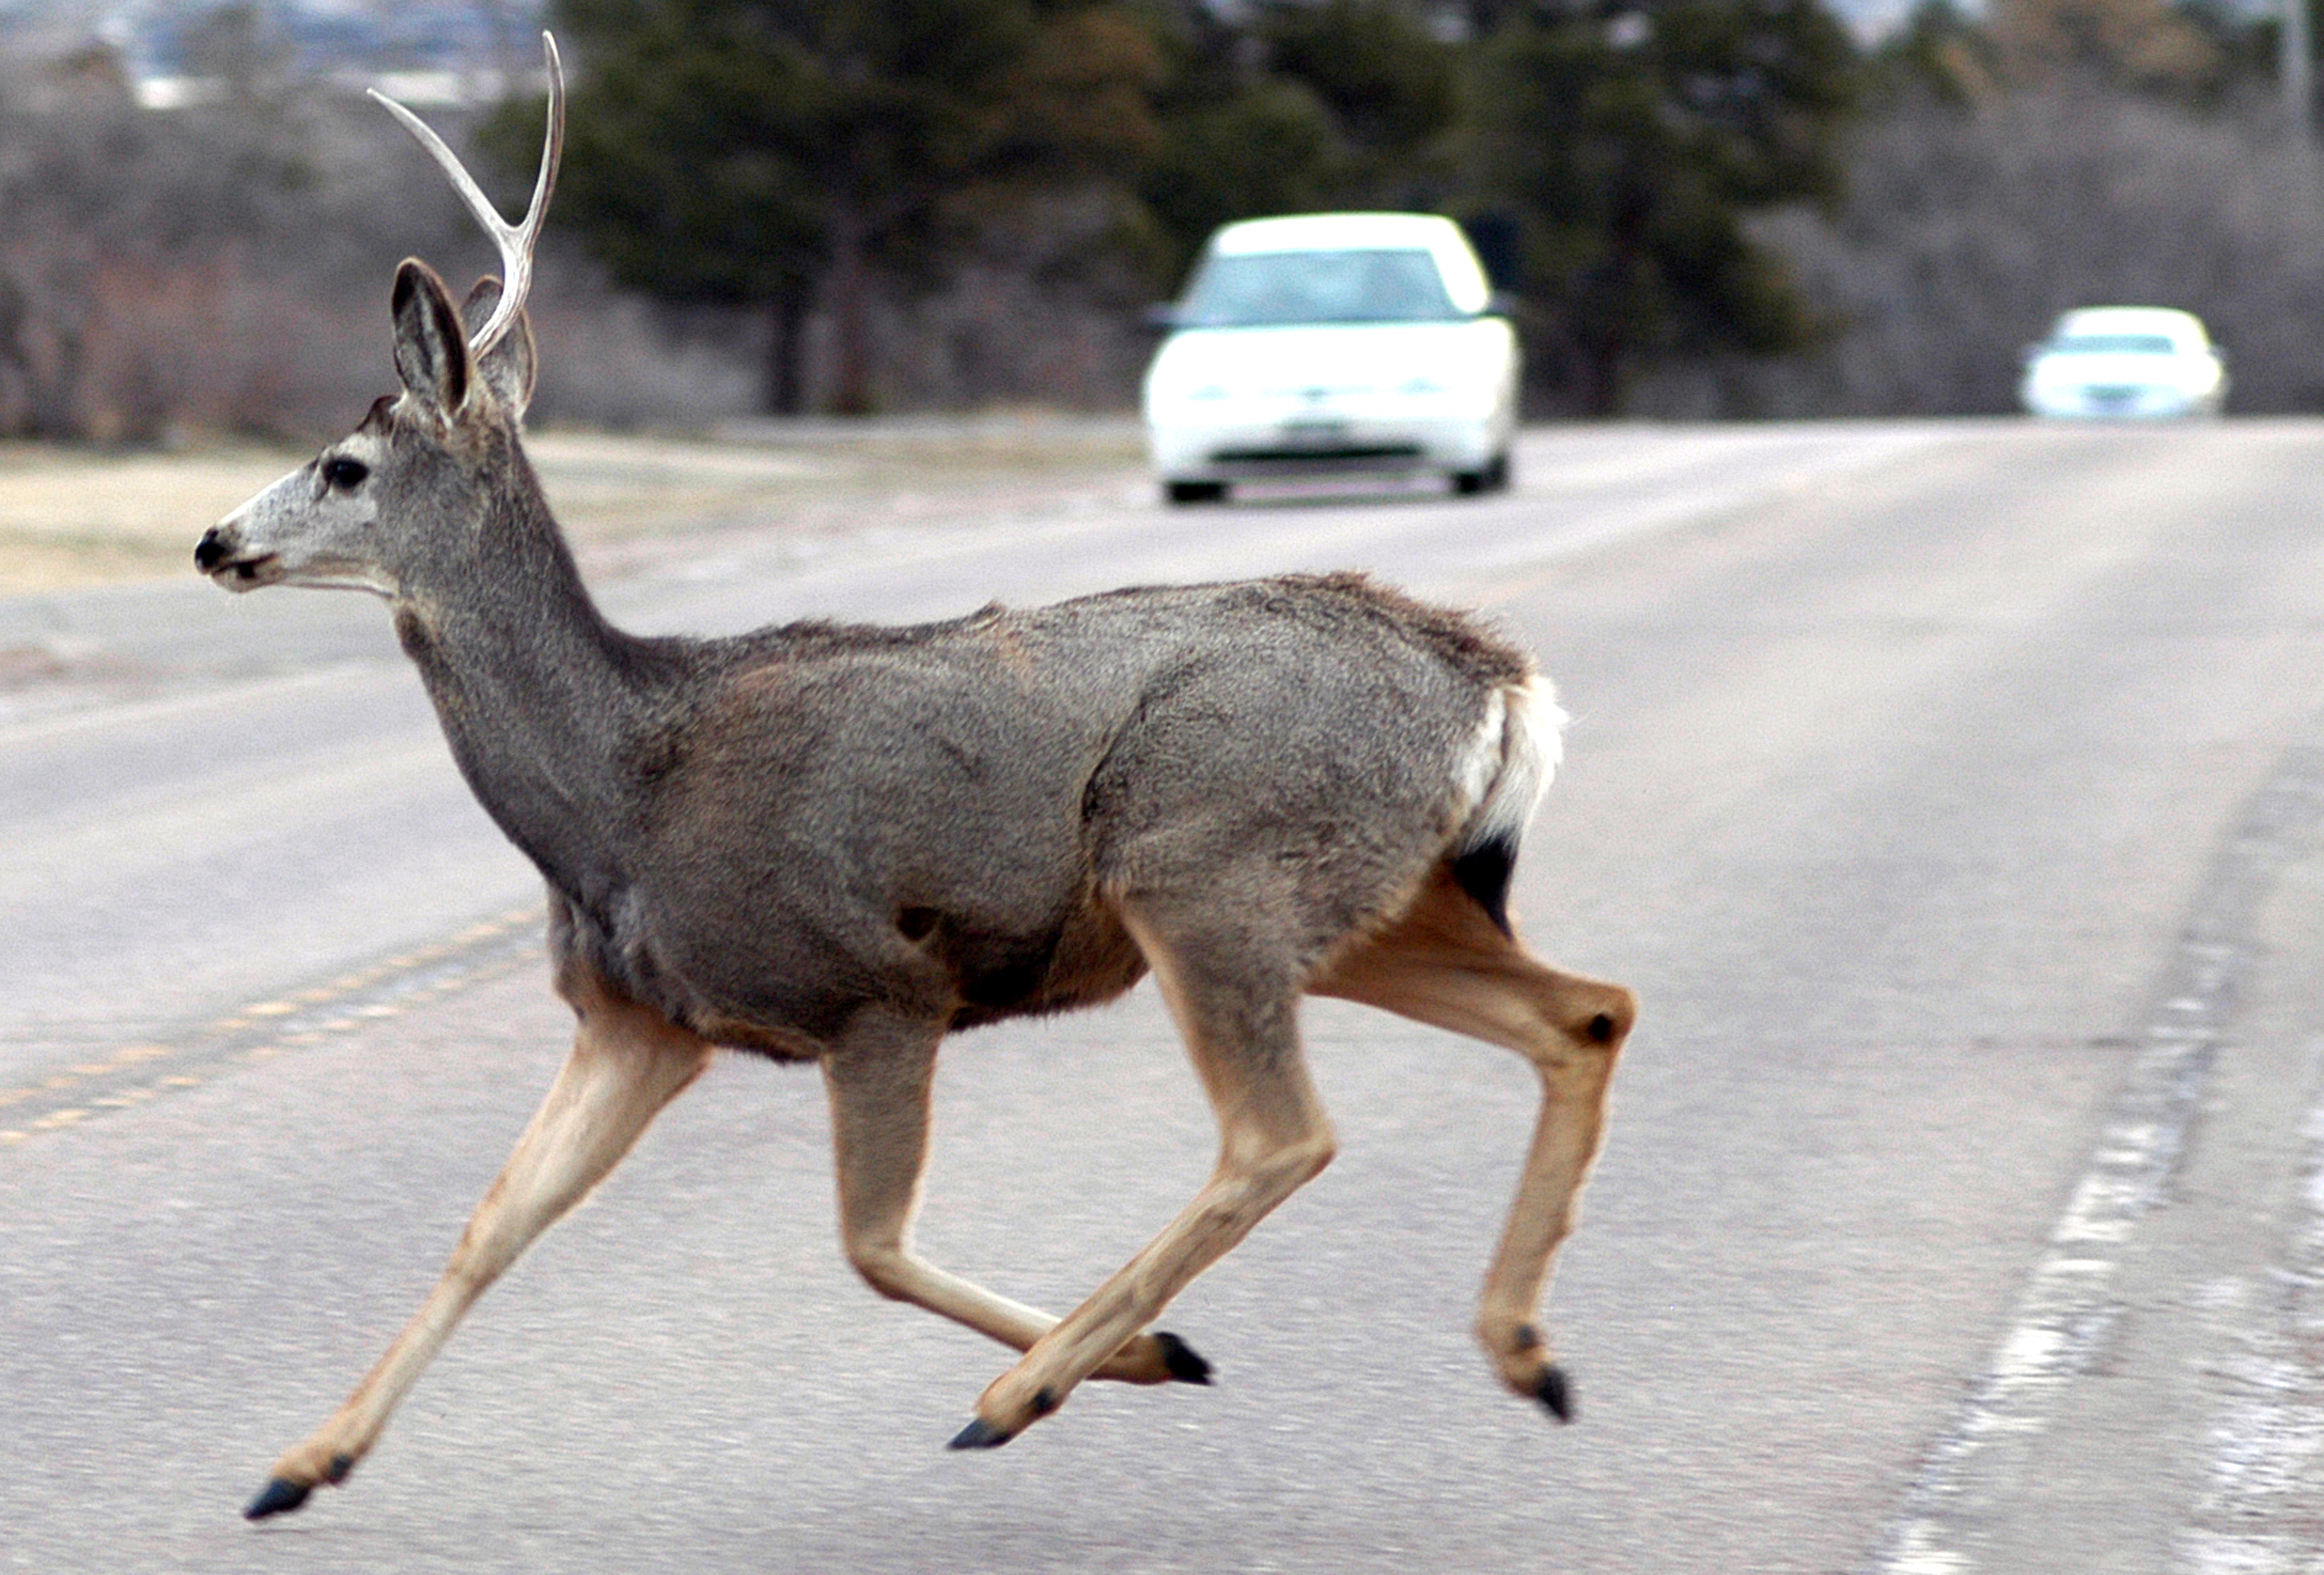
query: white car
2019 307 2227 419
1141 212 1520 503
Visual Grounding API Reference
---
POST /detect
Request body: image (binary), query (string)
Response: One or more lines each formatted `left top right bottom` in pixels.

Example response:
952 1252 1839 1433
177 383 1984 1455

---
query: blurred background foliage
5 0 2324 431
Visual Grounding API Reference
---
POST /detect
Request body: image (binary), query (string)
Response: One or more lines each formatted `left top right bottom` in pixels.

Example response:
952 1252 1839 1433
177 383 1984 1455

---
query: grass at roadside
0 415 1147 598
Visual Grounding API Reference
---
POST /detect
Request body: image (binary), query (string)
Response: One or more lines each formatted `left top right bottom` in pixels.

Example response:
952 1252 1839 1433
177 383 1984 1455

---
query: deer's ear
392 259 472 418
462 276 536 421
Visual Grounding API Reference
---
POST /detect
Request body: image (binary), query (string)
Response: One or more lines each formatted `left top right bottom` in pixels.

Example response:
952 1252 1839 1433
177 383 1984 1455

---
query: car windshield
2050 334 2181 356
1177 248 1462 327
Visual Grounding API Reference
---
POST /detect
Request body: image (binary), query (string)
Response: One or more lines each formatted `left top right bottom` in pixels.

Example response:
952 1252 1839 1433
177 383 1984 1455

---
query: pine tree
1463 0 1859 414
503 0 1161 414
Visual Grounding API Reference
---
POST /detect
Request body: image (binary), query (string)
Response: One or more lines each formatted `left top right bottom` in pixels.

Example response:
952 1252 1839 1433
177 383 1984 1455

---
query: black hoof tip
1154 1330 1213 1386
1534 1365 1575 1423
948 1417 1015 1450
244 1477 312 1521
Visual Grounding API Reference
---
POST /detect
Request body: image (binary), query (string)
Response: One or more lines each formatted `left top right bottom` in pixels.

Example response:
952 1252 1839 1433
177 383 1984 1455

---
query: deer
193 36 1636 1524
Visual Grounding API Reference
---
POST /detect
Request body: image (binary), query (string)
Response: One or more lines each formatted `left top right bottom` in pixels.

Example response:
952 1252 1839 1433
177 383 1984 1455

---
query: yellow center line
0 906 547 1144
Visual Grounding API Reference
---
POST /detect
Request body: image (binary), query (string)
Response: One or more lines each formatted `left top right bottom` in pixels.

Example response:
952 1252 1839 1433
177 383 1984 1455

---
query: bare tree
0 53 766 440
1668 85 2324 416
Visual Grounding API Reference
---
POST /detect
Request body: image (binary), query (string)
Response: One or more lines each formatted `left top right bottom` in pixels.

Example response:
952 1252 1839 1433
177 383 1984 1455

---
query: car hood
1147 320 1505 399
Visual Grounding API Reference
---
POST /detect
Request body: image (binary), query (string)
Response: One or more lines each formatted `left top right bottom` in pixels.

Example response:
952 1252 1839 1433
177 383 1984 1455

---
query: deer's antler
370 32 566 357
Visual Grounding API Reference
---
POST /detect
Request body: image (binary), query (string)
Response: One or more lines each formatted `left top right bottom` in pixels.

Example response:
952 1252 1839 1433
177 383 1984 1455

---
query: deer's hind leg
821 1007 1212 1387
948 900 1338 1448
244 971 714 1519
1310 863 1635 1421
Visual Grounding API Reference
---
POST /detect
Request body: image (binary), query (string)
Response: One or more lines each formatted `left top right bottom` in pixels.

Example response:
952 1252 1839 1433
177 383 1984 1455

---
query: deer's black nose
194 529 228 572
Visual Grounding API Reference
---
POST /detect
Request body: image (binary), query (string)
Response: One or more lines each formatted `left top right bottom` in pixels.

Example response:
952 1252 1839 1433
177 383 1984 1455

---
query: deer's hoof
243 1476 312 1520
1534 1365 1575 1423
1152 1330 1213 1385
947 1417 1016 1450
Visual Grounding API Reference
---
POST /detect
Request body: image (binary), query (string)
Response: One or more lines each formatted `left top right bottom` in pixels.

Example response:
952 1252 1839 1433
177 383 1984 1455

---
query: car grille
1210 442 1427 465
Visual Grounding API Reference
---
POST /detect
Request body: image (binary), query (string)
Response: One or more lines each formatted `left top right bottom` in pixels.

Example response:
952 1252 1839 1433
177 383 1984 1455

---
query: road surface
5 420 2323 1573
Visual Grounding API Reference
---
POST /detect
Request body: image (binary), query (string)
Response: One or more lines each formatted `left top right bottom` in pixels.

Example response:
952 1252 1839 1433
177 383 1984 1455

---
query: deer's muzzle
194 527 281 590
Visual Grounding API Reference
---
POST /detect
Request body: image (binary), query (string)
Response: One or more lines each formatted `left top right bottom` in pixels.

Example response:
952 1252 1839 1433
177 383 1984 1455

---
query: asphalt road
5 420 2324 1573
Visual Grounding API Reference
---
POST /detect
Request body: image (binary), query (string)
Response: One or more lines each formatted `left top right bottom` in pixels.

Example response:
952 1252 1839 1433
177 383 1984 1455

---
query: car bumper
1146 408 1507 482
2021 382 2223 419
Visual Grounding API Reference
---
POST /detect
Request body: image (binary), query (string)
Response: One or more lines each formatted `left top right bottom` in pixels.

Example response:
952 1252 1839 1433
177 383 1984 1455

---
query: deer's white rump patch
1456 673 1565 856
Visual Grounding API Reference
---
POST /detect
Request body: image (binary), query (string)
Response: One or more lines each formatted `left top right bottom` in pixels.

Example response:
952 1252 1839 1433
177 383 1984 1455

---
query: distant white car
2019 307 2227 420
1141 212 1520 504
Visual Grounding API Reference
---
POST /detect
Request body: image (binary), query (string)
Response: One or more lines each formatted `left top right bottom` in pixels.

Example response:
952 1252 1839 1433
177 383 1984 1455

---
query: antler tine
369 32 566 356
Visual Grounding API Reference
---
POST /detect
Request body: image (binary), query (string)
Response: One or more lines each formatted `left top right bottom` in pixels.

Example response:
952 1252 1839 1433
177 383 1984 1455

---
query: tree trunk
1578 180 1654 418
0 278 25 436
827 207 874 417
21 323 86 441
762 281 810 416
1578 334 1623 419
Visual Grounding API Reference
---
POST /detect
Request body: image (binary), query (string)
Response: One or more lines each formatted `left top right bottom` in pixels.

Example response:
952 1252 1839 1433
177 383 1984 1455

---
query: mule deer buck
194 36 1636 1523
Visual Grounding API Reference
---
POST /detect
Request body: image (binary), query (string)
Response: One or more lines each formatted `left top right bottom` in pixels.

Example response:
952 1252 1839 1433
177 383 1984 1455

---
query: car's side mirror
1478 290 1520 319
1141 303 1181 332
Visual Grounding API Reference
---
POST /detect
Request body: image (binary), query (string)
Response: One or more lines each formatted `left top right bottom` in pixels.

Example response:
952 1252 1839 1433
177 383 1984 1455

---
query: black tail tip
1451 837 1518 937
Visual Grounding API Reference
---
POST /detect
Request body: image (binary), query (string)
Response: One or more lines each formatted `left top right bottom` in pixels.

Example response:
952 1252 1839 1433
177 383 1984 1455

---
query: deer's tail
1449 675 1566 937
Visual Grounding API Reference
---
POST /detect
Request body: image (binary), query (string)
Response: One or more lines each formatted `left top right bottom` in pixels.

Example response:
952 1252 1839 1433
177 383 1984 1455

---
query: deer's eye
322 456 369 490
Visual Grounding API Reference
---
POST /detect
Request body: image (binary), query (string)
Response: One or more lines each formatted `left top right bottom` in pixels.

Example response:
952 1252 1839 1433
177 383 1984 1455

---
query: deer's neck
392 472 682 914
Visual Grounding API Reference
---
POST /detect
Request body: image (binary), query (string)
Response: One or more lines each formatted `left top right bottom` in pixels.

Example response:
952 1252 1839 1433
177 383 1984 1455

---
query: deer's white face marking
201 431 397 597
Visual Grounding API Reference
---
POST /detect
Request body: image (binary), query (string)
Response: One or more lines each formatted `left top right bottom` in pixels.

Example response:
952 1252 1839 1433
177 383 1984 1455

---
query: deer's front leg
243 980 712 1520
822 1009 1212 1388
